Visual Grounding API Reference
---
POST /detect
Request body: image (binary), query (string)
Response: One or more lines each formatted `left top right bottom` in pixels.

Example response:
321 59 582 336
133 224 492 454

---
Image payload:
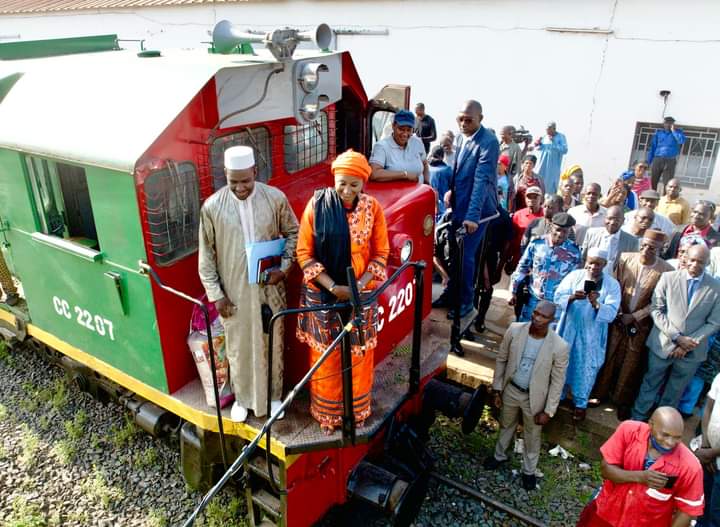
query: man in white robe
199 145 299 422
554 247 621 421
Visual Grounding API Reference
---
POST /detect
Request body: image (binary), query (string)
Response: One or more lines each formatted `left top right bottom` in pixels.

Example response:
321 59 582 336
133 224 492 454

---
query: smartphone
664 475 679 489
583 280 597 294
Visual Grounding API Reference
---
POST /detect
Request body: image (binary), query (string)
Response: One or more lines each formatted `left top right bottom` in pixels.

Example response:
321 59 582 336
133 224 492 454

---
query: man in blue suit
433 100 499 318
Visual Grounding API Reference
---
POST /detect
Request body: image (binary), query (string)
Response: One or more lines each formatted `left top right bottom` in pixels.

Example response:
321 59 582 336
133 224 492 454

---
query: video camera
511 126 533 144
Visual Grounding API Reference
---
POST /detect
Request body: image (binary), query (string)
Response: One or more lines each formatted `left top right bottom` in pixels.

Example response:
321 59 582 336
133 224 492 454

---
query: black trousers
651 156 677 189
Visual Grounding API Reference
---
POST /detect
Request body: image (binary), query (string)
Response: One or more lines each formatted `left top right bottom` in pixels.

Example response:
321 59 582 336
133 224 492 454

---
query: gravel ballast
0 341 599 526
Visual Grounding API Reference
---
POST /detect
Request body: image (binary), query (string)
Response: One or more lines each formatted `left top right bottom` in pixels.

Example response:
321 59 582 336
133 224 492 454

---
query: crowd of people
413 104 720 524
0 96 711 524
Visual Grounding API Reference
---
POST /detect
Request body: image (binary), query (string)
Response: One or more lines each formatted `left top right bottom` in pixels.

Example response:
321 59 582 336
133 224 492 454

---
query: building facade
2 0 719 201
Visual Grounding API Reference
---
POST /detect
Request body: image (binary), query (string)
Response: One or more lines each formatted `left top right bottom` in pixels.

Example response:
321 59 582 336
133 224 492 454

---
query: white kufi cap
587 247 608 261
224 145 255 170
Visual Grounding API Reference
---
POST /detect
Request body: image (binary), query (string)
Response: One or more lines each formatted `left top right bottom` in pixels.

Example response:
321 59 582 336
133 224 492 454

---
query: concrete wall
4 0 720 200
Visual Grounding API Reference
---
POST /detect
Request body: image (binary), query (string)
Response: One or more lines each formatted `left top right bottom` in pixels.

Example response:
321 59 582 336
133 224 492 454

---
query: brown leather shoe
573 408 587 421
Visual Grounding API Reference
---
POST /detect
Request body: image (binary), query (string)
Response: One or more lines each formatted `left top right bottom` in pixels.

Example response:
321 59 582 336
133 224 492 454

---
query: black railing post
340 332 356 444
410 261 426 394
450 227 466 357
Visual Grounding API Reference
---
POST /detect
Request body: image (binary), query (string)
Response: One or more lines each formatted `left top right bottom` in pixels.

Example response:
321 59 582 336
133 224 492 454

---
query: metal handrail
138 261 229 470
182 311 355 527
263 260 425 493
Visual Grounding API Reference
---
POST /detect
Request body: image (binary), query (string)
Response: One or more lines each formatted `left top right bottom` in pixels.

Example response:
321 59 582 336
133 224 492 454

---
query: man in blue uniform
648 116 686 190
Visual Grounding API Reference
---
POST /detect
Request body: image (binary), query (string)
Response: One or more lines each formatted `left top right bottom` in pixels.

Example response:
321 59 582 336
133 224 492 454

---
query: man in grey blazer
582 205 639 273
483 300 569 490
632 244 720 420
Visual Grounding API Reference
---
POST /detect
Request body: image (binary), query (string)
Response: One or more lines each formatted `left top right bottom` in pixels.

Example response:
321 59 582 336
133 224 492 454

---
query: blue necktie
688 278 698 306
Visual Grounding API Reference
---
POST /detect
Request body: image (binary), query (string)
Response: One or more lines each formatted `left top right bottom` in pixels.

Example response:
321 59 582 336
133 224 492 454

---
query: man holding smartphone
577 406 703 526
554 247 621 421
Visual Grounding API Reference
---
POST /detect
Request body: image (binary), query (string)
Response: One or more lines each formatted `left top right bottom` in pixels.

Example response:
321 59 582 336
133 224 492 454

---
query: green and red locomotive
0 24 470 526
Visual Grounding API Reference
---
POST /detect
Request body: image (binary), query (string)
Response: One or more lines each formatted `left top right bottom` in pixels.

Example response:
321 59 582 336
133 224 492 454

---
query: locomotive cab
0 28 446 526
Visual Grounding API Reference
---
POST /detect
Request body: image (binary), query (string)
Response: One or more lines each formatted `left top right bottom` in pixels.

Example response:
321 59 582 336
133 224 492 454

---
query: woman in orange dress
296 150 390 433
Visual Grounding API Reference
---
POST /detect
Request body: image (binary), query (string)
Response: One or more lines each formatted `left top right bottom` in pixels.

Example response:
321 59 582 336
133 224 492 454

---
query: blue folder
246 238 286 284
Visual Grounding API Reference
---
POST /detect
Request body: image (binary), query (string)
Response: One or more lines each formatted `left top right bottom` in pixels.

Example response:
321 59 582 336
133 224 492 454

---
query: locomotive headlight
423 214 434 236
400 240 413 263
298 62 329 93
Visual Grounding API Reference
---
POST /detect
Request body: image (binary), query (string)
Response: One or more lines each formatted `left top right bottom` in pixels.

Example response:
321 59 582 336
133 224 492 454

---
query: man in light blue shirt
533 121 568 195
648 116 686 190
369 110 429 185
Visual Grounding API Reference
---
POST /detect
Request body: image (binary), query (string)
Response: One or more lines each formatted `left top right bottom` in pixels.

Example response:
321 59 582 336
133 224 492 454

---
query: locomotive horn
297 23 333 50
212 20 265 54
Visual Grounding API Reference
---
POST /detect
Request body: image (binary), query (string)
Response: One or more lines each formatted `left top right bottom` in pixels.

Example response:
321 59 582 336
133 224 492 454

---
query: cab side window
25 156 100 249
284 111 328 173
210 127 272 190
143 161 200 266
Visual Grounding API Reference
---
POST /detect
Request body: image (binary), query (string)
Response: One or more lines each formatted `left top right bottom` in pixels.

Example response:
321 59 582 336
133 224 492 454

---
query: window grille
630 122 720 190
284 112 328 173
143 161 200 266
209 127 272 191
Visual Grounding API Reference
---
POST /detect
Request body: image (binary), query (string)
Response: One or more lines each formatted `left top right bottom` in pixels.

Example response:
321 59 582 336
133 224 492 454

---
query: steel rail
430 471 548 527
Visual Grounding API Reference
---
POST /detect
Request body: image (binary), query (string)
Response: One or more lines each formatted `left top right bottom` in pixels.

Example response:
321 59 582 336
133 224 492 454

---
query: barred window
284 112 328 173
210 127 272 191
630 122 720 190
144 161 200 266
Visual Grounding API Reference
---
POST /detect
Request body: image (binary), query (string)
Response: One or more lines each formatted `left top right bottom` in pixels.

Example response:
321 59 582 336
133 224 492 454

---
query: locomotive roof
0 47 337 172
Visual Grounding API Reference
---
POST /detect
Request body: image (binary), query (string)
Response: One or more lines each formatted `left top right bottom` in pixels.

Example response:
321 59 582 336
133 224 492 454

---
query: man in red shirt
505 185 544 274
577 406 704 527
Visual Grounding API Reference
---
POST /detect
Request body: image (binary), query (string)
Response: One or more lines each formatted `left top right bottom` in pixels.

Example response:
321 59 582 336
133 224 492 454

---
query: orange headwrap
331 149 372 182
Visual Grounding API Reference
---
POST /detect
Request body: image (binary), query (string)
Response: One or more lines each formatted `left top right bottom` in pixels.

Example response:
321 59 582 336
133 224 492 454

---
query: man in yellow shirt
658 178 691 226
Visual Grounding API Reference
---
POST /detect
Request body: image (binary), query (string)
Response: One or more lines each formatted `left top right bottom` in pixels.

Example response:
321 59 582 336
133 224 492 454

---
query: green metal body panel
0 35 119 61
0 149 167 391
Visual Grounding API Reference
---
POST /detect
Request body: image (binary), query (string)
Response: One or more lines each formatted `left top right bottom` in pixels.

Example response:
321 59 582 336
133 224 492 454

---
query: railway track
1 338 590 526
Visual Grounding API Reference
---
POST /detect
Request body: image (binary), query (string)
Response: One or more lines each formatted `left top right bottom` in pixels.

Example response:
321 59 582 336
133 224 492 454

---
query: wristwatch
328 282 337 294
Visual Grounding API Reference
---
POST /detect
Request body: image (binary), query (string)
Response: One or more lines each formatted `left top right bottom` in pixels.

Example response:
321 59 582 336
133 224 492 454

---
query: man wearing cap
520 194 576 253
199 145 299 423
436 100 499 318
533 121 568 195
510 212 581 322
505 185 544 274
625 189 675 237
648 117 686 190
413 103 437 154
569 183 606 246
592 230 673 420
554 248 621 421
665 201 720 259
484 300 569 491
582 205 639 273
658 178 691 226
370 110 429 185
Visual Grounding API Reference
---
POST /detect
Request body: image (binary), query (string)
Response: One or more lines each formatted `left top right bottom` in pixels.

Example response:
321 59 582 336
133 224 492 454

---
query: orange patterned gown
296 192 389 429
